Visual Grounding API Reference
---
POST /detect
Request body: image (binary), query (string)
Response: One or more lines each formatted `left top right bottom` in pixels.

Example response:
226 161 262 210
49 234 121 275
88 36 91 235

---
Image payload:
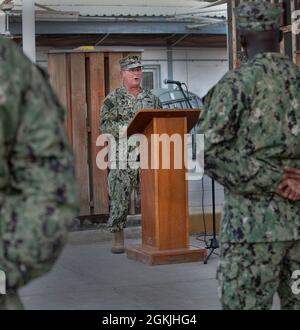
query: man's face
121 67 143 89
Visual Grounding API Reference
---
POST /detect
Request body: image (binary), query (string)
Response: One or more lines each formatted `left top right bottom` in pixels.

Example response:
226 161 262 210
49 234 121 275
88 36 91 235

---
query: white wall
142 47 228 98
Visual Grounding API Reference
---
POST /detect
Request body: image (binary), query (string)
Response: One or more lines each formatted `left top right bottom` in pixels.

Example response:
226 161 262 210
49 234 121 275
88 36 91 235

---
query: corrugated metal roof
9 0 227 19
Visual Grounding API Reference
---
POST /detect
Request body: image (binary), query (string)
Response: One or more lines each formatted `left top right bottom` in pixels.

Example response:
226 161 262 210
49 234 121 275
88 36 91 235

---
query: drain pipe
22 0 36 63
166 45 173 90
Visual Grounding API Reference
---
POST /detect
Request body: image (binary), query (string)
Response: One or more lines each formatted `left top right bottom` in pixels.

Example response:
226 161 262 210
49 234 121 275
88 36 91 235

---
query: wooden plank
48 53 73 143
127 109 201 137
291 0 297 63
141 120 158 248
231 1 239 69
66 54 73 145
88 53 109 214
70 53 90 215
48 54 67 107
127 245 206 265
37 34 226 49
155 117 188 250
109 52 123 92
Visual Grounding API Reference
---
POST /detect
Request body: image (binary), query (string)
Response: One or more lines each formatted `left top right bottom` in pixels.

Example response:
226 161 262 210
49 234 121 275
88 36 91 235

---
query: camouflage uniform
100 56 162 232
197 2 300 310
0 37 78 308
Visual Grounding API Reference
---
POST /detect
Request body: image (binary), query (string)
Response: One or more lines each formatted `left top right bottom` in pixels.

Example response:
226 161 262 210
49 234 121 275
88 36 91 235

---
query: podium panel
126 109 207 265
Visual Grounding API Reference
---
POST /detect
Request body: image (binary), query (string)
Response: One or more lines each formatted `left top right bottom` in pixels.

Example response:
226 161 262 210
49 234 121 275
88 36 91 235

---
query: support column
22 0 36 63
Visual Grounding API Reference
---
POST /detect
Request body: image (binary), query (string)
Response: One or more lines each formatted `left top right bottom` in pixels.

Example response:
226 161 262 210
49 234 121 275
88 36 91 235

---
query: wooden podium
126 109 207 265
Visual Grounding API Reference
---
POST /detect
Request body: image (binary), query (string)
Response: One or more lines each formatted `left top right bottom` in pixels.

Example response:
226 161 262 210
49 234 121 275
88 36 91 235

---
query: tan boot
111 230 125 254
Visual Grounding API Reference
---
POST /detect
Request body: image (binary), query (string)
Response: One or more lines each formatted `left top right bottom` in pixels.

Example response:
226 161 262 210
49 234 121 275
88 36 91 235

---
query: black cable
202 178 207 244
195 177 220 258
203 178 220 263
196 177 208 245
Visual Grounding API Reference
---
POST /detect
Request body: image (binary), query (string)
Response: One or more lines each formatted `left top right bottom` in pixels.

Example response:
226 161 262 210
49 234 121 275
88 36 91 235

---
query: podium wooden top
127 108 201 137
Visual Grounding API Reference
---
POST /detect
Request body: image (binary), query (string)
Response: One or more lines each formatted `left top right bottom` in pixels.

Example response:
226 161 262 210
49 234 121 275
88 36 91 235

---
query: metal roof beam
95 33 110 46
9 18 226 35
170 33 190 47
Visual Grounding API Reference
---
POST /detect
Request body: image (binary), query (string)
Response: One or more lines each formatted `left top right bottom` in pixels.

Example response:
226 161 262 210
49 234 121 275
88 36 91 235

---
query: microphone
163 79 182 85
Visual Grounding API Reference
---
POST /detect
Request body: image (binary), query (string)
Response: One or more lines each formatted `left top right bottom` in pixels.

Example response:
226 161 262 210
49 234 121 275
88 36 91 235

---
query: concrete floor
18 228 280 310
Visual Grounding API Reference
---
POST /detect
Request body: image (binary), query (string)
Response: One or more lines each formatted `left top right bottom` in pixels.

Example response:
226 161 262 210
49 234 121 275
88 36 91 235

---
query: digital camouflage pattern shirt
0 37 78 289
100 86 162 165
100 86 162 138
197 52 300 244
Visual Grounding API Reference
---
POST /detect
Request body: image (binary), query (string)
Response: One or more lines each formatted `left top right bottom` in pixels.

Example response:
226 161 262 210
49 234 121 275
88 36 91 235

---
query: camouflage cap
235 1 282 32
119 55 142 70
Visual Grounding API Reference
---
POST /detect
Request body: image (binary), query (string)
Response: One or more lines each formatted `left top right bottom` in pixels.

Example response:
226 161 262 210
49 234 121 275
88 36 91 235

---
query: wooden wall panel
88 53 109 214
70 53 90 215
109 52 123 92
48 54 67 107
48 54 73 143
66 55 73 145
48 50 142 217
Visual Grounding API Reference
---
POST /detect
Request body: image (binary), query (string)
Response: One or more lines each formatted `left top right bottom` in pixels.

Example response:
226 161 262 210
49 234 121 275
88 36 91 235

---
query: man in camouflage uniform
197 1 300 309
0 37 78 309
100 55 162 254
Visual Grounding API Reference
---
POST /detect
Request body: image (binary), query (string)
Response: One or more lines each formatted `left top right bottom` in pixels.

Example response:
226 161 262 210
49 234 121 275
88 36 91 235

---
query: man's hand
276 178 300 201
282 166 300 179
276 167 300 201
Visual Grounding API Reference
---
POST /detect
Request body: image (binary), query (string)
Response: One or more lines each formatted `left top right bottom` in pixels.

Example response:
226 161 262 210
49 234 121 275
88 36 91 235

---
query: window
142 65 161 90
143 72 154 90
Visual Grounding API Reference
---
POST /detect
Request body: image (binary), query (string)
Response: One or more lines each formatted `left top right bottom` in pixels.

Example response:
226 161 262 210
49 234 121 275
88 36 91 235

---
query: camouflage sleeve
0 40 79 288
197 72 282 195
99 94 120 138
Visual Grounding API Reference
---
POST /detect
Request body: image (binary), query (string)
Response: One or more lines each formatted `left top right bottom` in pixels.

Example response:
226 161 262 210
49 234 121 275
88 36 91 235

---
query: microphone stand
168 81 219 264
204 178 219 264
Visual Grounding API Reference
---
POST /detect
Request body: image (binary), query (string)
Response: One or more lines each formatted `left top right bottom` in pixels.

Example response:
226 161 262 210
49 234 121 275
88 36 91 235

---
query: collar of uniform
120 85 144 98
252 52 289 62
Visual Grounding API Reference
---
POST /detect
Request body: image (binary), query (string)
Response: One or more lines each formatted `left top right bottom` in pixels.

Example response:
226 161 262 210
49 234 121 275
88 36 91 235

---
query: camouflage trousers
0 196 71 290
107 168 139 232
0 291 24 310
217 240 300 310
